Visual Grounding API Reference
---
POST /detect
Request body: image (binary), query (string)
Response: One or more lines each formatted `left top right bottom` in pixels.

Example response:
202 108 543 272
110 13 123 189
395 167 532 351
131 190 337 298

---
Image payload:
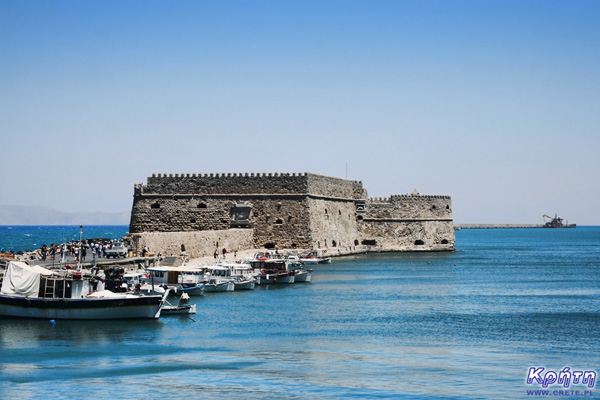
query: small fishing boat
203 266 235 292
293 268 312 283
0 261 165 320
249 259 295 284
217 262 257 290
300 250 331 265
161 292 196 315
145 266 206 296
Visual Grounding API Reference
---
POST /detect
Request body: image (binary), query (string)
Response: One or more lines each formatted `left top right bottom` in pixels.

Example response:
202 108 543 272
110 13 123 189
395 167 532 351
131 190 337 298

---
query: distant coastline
0 205 129 226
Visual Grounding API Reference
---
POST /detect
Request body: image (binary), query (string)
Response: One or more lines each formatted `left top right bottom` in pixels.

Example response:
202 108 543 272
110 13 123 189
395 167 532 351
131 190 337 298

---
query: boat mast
78 225 82 271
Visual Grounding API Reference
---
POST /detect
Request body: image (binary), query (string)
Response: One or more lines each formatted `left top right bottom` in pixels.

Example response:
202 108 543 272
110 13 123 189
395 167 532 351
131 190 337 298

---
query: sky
1 0 599 224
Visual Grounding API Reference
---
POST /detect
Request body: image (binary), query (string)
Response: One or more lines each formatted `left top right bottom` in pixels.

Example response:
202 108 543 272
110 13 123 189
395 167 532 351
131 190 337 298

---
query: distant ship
543 213 576 228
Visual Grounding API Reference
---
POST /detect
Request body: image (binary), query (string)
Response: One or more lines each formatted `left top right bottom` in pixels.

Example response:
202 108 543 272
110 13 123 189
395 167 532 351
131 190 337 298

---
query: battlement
150 172 310 179
369 194 452 202
140 172 365 199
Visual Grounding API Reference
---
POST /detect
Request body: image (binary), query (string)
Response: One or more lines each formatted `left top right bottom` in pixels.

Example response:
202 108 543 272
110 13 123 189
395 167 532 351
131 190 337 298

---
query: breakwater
455 224 544 229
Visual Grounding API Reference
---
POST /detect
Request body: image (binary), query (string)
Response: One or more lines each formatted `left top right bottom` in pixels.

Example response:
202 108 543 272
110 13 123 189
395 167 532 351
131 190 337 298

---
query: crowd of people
38 240 123 262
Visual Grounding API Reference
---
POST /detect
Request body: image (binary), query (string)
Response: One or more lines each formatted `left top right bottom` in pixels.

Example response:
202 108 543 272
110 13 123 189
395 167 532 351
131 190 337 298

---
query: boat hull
204 281 235 292
179 285 205 296
294 271 312 283
259 273 295 284
234 280 255 290
162 304 196 315
0 294 163 320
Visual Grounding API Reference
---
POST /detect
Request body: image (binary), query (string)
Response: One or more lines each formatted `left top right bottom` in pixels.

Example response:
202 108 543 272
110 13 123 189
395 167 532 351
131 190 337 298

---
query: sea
0 226 599 399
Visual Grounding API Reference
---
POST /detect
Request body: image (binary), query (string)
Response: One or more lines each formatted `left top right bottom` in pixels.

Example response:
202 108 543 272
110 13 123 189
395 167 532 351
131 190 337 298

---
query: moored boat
0 261 165 320
217 262 257 290
203 266 235 292
161 292 196 315
146 266 206 296
249 259 295 284
300 250 331 264
293 268 312 283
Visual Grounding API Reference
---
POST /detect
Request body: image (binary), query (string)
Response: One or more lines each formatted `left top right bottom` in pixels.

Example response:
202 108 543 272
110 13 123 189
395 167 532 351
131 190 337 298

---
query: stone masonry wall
128 229 253 259
307 197 360 249
357 195 455 251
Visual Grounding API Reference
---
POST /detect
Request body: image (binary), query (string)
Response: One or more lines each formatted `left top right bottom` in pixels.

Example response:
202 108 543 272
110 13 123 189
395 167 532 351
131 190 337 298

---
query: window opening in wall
151 203 160 209
441 239 449 244
361 239 377 245
198 203 207 209
357 215 364 220
191 219 196 223
415 240 425 245
446 205 450 209
354 240 359 246
338 210 341 215
432 205 436 209
264 243 276 249
266 216 270 223
288 216 292 222
324 209 328 214
275 219 283 225
332 240 337 247
291 243 297 249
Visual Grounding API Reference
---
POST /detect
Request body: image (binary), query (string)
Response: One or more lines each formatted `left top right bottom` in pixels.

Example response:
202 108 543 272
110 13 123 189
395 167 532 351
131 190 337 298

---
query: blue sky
1 0 599 224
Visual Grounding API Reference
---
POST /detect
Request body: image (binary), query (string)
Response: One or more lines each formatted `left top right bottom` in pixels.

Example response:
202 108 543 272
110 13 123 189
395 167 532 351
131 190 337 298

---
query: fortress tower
127 172 455 258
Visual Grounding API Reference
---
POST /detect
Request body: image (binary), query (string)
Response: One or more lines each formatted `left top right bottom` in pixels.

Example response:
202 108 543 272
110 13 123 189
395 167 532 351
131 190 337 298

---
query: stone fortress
126 172 455 258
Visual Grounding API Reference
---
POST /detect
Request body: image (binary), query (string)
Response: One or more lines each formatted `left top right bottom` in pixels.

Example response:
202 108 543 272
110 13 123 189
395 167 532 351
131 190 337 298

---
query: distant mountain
0 205 129 225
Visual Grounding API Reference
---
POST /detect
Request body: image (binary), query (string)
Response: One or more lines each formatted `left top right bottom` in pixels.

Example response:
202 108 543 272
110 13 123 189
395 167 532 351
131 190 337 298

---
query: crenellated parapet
149 171 309 179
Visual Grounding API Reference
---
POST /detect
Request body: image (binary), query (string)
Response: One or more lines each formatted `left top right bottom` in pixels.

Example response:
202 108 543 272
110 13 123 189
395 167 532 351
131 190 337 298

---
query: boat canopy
1 261 55 298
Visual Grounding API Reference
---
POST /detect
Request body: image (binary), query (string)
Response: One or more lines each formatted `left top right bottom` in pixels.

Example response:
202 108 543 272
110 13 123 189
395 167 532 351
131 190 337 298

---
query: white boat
232 276 255 290
285 255 312 282
161 292 196 315
293 268 312 283
217 262 257 290
0 261 165 320
146 266 206 296
300 250 331 264
203 266 235 292
249 259 295 284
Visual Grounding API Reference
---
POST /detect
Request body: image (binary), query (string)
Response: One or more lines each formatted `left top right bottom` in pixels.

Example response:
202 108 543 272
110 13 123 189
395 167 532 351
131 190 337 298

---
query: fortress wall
249 197 312 249
307 197 360 249
128 229 254 259
129 197 232 233
365 195 453 220
128 172 456 256
357 220 455 251
306 173 365 199
144 172 309 195
357 194 455 250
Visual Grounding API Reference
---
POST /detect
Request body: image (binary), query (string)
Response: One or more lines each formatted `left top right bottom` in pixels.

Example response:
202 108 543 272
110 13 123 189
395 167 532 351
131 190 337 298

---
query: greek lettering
526 367 596 389
542 371 557 388
527 367 545 384
583 371 596 388
558 367 571 388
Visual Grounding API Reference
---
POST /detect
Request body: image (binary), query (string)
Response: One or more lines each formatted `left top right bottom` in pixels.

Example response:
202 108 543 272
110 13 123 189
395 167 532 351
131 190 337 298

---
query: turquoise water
0 226 130 252
1 227 599 399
